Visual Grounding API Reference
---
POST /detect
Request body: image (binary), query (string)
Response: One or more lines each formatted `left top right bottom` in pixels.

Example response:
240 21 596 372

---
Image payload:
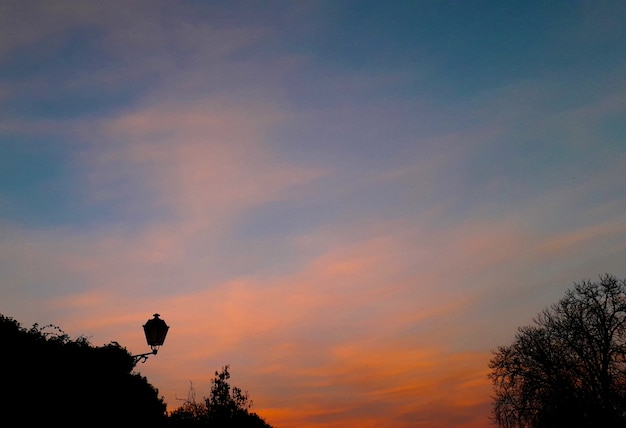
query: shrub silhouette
168 365 273 427
0 314 167 425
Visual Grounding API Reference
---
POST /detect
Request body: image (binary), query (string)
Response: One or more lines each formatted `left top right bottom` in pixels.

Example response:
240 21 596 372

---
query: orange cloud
115 221 508 426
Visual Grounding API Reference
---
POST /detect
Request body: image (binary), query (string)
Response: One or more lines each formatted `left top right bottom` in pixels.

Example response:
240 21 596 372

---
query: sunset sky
1 1 626 426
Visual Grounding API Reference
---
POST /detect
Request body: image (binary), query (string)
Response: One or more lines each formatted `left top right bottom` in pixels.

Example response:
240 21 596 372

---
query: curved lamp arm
132 349 158 364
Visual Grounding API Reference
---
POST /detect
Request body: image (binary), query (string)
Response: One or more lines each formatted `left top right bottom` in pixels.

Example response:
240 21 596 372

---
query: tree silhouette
488 274 626 428
168 365 273 427
1 314 274 426
0 314 167 426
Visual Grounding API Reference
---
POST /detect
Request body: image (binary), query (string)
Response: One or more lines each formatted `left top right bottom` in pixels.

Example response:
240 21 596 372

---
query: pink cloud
117 220 517 425
90 99 322 227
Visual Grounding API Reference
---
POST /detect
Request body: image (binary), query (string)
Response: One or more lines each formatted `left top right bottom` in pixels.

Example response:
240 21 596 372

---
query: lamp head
142 313 169 352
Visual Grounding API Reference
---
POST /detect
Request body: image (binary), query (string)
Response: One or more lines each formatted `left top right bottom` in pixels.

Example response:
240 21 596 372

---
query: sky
1 1 626 426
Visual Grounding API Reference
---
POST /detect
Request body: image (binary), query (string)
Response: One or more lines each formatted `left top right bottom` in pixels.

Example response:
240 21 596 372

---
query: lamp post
132 313 169 364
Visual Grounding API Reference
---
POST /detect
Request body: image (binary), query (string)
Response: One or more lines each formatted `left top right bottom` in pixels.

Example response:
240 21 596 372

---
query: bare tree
489 274 626 428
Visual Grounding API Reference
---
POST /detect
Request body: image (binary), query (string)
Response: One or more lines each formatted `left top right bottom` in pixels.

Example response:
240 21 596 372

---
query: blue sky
1 1 626 427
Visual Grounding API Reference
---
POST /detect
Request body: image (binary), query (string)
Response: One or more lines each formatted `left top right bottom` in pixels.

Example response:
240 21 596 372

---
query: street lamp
132 313 169 364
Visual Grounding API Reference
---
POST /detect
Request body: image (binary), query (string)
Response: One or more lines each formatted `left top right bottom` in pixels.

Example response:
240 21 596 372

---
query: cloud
115 217 527 423
0 88 323 326
97 98 319 217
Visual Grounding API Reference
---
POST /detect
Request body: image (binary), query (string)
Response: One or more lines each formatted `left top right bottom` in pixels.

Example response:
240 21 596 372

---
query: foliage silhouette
168 365 273 427
489 274 626 428
0 313 274 427
0 314 167 426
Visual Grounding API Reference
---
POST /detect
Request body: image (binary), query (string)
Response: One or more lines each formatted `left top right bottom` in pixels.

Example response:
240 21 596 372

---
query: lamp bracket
132 349 157 364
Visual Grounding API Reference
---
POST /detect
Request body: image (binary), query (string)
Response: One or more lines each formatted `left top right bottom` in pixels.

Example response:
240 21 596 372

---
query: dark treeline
489 274 626 428
0 314 272 427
